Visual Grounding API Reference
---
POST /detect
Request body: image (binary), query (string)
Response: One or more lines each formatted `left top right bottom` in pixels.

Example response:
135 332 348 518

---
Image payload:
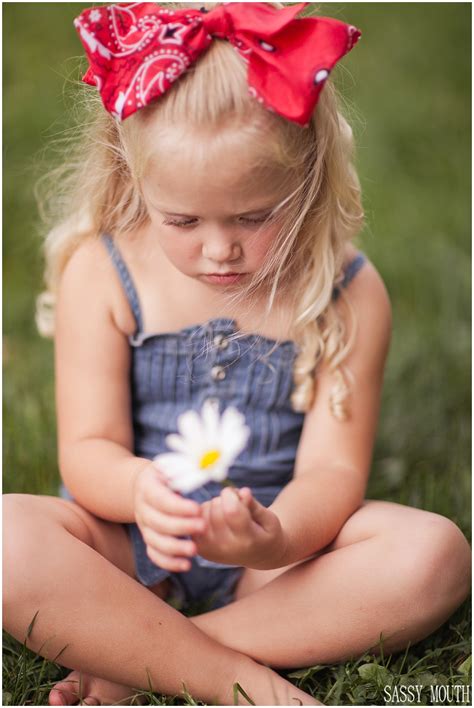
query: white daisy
153 400 250 494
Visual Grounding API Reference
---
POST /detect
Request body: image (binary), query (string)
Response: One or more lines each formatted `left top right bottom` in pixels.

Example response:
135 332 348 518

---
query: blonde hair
36 5 364 420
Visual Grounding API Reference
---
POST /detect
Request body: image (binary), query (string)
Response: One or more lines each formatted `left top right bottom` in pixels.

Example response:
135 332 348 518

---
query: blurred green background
3 2 471 703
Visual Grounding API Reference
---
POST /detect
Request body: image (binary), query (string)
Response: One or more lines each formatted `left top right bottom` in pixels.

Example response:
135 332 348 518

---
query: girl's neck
115 224 292 341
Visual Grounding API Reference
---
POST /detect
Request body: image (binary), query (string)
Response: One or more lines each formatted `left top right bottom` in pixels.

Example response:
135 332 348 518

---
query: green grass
2 605 471 705
3 2 471 705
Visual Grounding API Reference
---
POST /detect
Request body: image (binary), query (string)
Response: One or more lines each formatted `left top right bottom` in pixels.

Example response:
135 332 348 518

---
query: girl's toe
48 689 66 706
49 684 77 705
48 670 84 705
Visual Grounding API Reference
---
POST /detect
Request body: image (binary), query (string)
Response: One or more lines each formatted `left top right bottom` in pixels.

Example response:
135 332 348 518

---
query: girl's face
140 129 292 288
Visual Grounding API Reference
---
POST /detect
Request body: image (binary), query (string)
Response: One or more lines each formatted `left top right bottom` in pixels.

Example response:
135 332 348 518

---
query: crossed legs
3 495 471 705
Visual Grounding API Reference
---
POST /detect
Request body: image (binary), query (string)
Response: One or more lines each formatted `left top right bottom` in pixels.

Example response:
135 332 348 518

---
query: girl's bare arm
269 258 392 567
55 238 150 522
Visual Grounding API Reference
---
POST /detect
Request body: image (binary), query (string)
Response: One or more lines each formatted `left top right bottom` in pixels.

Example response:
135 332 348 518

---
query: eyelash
162 214 272 229
242 214 271 224
162 218 196 228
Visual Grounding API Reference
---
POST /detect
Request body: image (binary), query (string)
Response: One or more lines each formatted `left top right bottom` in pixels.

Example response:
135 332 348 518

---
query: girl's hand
133 463 206 572
192 487 287 569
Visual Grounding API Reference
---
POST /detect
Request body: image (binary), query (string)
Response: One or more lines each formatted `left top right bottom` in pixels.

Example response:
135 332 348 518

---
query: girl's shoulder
59 236 137 338
341 243 389 301
60 237 111 298
336 244 392 351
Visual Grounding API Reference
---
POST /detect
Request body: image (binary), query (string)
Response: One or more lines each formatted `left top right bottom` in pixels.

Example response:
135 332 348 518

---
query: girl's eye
162 212 273 228
162 217 197 228
238 212 272 225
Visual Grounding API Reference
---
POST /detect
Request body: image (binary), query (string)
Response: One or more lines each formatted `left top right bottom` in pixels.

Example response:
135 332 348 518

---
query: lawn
3 2 471 705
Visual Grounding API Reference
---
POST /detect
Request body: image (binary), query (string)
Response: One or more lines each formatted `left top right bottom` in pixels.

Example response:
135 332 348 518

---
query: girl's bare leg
3 494 320 706
191 501 471 668
49 575 166 705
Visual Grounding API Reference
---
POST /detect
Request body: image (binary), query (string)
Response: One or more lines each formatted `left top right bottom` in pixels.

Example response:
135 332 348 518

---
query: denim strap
101 234 144 334
333 252 366 301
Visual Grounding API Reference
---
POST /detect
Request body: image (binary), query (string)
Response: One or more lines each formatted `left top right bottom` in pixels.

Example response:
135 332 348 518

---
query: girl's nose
202 232 242 264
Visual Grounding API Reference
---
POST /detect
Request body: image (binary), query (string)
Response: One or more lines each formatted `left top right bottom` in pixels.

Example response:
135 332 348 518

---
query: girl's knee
3 494 43 611
427 515 471 600
398 511 471 614
3 493 136 594
5 492 95 546
3 494 91 608
3 493 42 552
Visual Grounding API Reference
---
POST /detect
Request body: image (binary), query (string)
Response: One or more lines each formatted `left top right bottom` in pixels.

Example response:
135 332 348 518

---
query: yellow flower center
199 449 221 469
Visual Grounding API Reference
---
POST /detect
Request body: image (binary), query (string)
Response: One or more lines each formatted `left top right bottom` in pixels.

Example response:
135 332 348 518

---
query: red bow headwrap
74 2 361 125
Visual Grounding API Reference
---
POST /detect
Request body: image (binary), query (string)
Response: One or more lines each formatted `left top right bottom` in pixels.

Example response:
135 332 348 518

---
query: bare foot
48 670 144 706
47 668 321 706
268 683 324 706
231 663 324 706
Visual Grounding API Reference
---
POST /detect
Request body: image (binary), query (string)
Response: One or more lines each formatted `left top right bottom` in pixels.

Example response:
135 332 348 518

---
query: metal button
211 365 226 381
213 334 229 349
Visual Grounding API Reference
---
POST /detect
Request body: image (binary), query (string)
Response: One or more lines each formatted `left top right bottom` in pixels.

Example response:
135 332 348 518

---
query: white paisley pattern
74 4 197 119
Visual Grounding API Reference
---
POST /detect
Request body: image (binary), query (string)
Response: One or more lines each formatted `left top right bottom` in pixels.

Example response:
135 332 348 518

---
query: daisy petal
171 469 211 494
209 462 229 482
220 406 247 436
176 409 205 450
219 408 250 460
155 453 209 492
222 426 251 463
201 399 220 443
165 433 191 455
153 452 193 476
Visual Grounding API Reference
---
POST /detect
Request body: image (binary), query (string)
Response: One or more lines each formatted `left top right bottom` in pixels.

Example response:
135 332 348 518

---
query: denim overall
61 235 366 610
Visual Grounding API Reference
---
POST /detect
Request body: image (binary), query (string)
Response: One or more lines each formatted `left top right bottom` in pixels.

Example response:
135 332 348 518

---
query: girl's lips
202 273 247 285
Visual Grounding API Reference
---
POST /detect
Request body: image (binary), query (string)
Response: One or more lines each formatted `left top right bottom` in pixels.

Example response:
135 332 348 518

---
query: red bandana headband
74 2 361 126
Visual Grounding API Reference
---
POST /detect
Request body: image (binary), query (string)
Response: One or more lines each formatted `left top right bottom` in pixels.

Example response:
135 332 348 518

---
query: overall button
213 334 229 349
211 365 226 381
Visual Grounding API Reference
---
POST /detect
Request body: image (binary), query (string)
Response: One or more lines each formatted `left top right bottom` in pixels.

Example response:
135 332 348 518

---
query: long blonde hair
36 6 364 420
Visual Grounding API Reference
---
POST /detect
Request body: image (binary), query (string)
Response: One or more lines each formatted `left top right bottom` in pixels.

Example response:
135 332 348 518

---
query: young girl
3 2 471 706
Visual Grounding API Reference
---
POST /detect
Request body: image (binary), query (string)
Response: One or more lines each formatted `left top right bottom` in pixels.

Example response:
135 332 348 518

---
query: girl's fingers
209 496 225 529
199 501 214 536
220 487 251 533
145 509 206 537
142 527 197 558
245 494 275 531
146 484 201 517
225 487 272 530
146 545 191 573
237 487 253 504
151 466 169 485
208 496 230 534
